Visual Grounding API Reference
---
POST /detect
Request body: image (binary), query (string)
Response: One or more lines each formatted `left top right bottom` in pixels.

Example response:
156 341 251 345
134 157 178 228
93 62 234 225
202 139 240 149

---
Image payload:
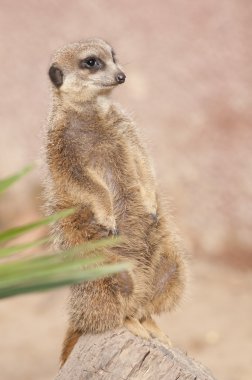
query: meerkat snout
116 71 126 84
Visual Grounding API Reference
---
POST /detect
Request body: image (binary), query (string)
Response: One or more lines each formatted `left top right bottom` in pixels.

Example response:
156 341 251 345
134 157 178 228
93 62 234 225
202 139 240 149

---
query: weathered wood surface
55 328 217 380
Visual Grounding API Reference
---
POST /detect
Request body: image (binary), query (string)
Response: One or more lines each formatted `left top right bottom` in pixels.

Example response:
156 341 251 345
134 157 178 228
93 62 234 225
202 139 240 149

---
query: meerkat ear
48 64 64 88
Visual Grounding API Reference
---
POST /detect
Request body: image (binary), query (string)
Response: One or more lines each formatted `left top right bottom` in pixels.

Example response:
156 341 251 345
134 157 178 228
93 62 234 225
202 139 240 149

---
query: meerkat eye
86 58 96 67
79 56 103 70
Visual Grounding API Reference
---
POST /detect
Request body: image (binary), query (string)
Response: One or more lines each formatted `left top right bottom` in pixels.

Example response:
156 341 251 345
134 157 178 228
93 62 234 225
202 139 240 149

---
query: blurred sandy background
0 1 251 379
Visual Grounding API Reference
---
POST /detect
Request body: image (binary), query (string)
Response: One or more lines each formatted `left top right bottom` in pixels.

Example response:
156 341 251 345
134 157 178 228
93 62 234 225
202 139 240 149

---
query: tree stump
55 328 217 380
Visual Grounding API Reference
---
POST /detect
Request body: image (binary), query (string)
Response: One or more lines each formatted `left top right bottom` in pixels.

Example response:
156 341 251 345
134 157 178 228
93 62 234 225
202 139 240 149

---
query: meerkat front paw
149 212 158 225
95 213 118 236
144 200 158 221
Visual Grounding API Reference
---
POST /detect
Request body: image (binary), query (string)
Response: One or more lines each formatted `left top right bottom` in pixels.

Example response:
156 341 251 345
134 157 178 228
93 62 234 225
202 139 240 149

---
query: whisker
121 61 133 66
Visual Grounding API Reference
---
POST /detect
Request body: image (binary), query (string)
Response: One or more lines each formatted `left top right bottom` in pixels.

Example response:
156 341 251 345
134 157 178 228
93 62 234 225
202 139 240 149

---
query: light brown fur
44 38 186 366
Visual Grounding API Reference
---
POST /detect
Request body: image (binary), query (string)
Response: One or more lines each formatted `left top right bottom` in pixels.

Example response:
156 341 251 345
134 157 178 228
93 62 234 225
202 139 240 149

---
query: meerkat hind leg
141 317 172 347
124 317 150 339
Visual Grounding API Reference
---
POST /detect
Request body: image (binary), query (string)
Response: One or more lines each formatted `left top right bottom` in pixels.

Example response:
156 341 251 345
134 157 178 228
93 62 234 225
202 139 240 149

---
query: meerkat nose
116 72 126 84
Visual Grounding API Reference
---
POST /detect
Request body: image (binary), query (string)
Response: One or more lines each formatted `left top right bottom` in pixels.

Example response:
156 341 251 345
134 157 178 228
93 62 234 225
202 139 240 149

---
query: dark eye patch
111 49 116 63
79 56 105 71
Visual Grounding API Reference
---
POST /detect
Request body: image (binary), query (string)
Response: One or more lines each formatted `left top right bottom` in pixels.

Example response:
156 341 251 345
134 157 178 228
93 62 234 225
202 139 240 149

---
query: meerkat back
45 38 186 366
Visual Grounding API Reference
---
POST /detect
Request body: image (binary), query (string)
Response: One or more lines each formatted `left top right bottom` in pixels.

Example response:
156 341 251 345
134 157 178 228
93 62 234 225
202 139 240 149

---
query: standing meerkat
44 38 186 365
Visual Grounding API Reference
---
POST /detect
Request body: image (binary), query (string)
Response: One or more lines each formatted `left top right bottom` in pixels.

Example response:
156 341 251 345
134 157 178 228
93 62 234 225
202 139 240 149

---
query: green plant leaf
0 236 126 284
0 164 33 194
0 237 122 276
0 209 75 244
0 235 121 259
0 253 128 299
0 237 49 258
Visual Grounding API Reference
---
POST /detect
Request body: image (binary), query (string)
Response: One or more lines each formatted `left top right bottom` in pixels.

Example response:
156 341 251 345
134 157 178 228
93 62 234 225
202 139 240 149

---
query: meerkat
44 38 186 366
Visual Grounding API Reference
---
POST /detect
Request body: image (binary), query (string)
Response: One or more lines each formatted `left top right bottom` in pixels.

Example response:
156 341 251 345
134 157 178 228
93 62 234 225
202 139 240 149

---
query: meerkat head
48 38 126 103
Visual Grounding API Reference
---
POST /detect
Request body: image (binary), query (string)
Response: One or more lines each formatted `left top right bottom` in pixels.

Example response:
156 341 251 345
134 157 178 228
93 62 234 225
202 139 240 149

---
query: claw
108 226 119 237
150 213 158 224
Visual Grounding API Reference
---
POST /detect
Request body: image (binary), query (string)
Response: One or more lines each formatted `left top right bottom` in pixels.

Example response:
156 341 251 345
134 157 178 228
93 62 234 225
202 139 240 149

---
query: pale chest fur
87 118 157 219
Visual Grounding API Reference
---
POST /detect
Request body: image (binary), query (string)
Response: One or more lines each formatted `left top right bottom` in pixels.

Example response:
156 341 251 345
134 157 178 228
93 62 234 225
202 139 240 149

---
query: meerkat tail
60 326 82 367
